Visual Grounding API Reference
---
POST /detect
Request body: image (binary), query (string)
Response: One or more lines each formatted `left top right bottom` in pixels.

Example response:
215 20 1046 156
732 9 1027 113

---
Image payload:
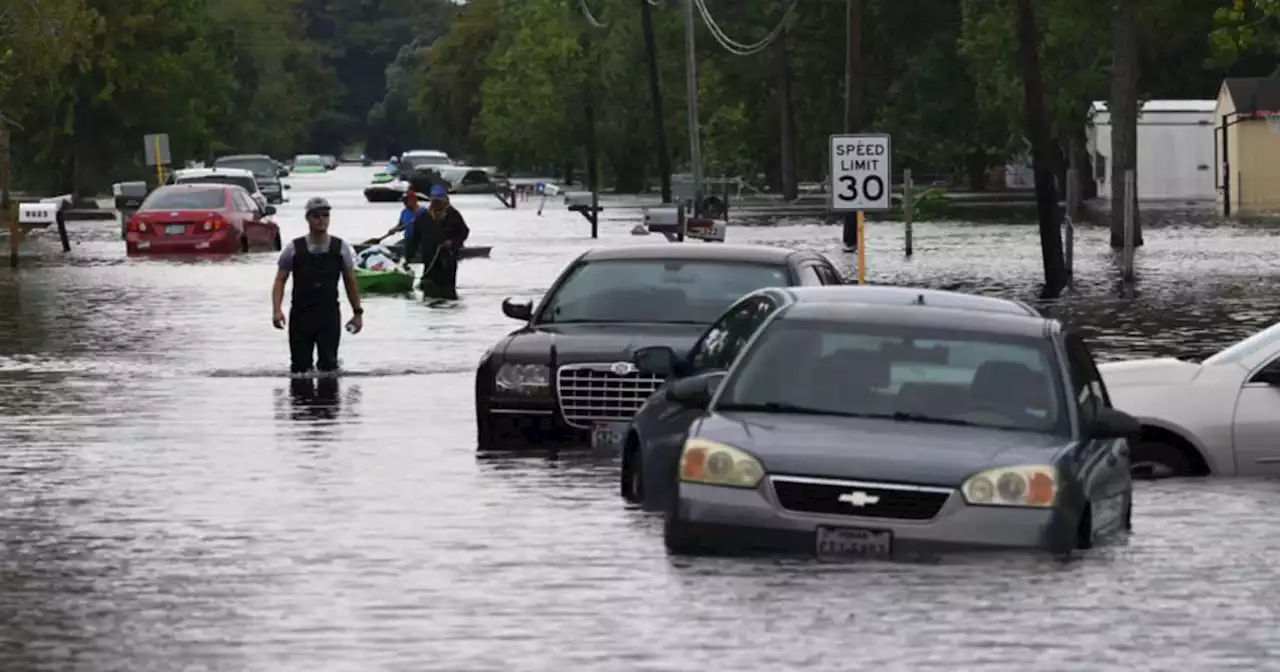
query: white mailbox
541 183 561 197
642 206 683 228
18 202 60 227
564 191 594 208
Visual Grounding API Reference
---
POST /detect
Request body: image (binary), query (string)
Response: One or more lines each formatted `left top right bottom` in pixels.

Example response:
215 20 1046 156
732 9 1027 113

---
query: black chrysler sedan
621 285 1041 511
474 243 843 451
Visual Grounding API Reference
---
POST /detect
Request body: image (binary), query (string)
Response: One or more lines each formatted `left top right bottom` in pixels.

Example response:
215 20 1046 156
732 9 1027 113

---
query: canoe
370 172 396 184
355 266 415 293
353 241 492 262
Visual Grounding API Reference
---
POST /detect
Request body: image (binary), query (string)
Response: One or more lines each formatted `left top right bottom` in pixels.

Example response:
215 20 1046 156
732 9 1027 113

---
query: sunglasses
307 210 331 218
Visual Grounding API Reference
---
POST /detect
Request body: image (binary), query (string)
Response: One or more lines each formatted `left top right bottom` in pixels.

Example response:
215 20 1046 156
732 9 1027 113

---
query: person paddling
405 184 469 302
384 190 427 249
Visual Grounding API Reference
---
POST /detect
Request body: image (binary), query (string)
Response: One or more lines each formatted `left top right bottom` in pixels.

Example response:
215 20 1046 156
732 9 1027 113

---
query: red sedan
125 184 282 255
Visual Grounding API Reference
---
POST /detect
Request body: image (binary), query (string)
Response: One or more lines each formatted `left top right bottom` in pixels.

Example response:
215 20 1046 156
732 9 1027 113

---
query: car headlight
962 465 1057 507
678 438 764 488
494 363 550 395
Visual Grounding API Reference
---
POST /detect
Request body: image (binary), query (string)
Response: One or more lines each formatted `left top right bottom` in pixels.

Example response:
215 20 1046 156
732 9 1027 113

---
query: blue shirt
400 205 425 240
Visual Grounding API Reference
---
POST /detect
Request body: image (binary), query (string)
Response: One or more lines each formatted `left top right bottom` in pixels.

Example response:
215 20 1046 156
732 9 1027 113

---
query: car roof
152 183 230 193
779 286 1040 316
215 154 270 161
404 149 448 157
295 154 321 159
174 167 256 179
579 243 804 264
778 301 1056 338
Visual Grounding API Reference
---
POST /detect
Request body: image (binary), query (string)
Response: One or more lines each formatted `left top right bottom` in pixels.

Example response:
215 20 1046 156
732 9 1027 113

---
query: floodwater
1 167 1279 671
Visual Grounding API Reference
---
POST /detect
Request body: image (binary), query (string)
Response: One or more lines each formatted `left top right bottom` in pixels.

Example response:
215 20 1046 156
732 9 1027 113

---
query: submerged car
125 184 280 255
622 285 1040 511
1099 321 1280 478
659 301 1138 558
321 154 338 170
212 154 288 204
474 244 844 451
292 154 327 173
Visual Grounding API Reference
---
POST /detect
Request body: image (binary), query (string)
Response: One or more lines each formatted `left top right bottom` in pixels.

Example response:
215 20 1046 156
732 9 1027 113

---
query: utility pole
641 0 672 203
683 0 703 215
841 0 862 251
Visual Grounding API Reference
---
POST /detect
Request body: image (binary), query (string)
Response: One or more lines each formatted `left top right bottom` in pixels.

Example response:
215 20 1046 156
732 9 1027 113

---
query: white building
1087 99 1216 203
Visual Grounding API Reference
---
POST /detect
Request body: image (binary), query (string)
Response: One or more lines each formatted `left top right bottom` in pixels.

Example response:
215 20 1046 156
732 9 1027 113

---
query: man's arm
340 242 364 313
272 246 293 313
448 209 470 247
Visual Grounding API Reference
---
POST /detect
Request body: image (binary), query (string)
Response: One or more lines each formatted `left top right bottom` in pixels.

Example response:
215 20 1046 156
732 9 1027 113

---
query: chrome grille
556 363 665 428
771 475 953 521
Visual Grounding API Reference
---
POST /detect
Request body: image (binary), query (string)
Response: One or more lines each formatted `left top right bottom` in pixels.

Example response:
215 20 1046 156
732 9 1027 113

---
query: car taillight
126 220 147 232
202 218 225 231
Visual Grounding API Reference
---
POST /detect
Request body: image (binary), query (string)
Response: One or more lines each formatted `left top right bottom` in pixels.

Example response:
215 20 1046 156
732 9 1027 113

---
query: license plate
165 224 186 235
590 422 624 451
816 526 892 560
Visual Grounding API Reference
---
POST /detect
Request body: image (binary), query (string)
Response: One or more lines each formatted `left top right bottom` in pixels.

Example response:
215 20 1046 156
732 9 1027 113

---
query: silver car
661 301 1138 558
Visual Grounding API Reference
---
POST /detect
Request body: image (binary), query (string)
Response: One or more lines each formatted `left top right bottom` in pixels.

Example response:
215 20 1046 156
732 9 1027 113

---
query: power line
578 0 608 28
694 0 797 56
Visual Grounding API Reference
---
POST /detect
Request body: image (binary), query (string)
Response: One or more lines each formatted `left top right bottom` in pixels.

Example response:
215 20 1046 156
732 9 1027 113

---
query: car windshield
1202 322 1280 366
140 188 226 210
177 175 256 193
214 157 275 178
537 259 791 325
295 156 323 166
406 154 450 166
716 318 1068 436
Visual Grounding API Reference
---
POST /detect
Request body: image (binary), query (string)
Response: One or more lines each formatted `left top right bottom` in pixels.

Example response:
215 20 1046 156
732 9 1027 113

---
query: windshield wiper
889 411 980 427
718 402 865 418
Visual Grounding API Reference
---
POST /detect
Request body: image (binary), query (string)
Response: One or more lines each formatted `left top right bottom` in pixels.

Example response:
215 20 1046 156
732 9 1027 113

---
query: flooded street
3 167 1280 671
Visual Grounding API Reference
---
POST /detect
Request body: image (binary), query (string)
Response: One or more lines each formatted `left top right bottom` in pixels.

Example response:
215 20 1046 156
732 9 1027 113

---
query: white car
1098 323 1280 478
169 167 268 211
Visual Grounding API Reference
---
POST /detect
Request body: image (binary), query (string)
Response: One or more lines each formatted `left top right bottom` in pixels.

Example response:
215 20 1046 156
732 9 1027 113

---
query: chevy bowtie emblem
611 361 637 376
838 490 880 507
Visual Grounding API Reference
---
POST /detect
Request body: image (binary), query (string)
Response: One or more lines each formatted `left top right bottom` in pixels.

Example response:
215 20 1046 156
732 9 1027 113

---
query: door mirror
263 205 277 216
502 297 533 321
1087 407 1141 440
284 184 292 190
665 374 719 409
633 346 678 377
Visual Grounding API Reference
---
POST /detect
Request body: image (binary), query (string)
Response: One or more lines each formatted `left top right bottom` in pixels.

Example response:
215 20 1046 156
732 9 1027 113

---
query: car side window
815 262 843 285
690 297 778 371
238 192 257 212
796 264 823 286
1065 334 1107 425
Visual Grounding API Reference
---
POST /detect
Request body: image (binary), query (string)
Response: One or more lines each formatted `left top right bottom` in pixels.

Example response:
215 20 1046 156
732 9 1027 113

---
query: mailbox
541 183 561 197
564 191 594 208
113 181 149 211
642 206 683 229
18 202 59 228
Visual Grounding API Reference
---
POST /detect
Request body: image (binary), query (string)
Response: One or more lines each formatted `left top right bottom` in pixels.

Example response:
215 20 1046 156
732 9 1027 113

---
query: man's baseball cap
305 197 331 214
429 184 448 198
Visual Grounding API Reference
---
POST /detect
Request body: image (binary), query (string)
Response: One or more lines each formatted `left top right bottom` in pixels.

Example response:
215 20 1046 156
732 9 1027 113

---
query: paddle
359 230 396 247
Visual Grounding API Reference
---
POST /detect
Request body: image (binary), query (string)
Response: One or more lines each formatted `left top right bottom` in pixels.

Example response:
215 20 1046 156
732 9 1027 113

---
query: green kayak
370 172 396 184
355 266 415 293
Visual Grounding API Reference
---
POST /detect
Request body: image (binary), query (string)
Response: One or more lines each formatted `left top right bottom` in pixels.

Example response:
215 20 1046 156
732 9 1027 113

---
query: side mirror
263 205 277 216
284 184 292 190
1088 407 1141 440
665 375 717 409
633 346 678 377
502 297 533 321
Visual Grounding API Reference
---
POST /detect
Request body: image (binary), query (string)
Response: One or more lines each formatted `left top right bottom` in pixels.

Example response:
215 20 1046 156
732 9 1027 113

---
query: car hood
1096 357 1202 387
696 412 1071 487
500 323 705 364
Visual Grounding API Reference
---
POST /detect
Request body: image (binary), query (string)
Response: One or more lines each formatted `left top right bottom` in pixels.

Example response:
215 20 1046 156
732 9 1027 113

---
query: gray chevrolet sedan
661 300 1139 558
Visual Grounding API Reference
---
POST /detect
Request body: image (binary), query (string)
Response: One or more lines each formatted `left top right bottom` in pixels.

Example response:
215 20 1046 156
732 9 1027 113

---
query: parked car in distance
1099 321 1280 479
292 154 327 173
622 285 1041 511
320 154 338 170
124 184 281 255
474 244 845 452
212 154 288 204
659 301 1138 558
169 167 268 211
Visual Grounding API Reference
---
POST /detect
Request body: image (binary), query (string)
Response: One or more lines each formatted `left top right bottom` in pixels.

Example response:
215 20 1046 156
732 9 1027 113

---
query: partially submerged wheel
1131 438 1194 479
239 234 250 253
272 232 282 251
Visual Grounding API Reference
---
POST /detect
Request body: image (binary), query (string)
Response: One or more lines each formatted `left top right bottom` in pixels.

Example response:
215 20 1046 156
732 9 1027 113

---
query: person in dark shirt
405 184 470 301
271 197 364 374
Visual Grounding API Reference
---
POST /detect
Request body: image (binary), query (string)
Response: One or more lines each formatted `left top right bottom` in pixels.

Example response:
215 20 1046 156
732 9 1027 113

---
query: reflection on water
2 169 1280 669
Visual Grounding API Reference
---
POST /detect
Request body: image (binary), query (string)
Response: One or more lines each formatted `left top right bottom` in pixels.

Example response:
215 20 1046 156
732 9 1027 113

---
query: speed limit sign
829 134 891 211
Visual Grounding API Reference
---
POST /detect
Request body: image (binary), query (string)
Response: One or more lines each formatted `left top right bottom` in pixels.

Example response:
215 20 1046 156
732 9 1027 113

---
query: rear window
176 175 256 193
405 154 450 166
537 259 790 325
140 188 226 210
214 157 275 178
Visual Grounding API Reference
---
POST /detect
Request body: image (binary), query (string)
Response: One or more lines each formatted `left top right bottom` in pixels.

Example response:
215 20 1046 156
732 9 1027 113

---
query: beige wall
1217 83 1280 215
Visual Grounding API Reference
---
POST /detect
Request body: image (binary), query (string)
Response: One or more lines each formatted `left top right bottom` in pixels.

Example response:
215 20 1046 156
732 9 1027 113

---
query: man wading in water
405 184 469 303
272 197 364 375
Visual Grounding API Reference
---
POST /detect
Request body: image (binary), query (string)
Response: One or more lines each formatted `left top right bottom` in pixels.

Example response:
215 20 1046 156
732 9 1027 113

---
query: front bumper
478 396 585 449
668 480 1076 557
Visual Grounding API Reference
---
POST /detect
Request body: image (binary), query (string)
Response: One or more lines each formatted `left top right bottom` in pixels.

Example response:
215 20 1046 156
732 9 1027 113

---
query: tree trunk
1109 0 1142 247
774 26 797 201
1014 0 1067 298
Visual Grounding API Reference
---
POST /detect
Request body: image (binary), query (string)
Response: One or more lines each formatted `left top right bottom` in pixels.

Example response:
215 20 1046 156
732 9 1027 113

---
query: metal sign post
143 133 171 186
829 133 891 284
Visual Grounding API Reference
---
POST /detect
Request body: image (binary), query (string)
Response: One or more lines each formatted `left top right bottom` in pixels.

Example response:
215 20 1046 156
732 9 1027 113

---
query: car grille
556 363 665 428
771 476 952 521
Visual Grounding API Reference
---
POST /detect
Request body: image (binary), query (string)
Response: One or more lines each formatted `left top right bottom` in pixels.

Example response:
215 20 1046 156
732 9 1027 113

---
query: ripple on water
1 171 1279 670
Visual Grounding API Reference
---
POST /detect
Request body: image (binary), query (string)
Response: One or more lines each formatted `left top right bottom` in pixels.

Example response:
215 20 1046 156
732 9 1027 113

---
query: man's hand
348 313 363 334
272 309 286 329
